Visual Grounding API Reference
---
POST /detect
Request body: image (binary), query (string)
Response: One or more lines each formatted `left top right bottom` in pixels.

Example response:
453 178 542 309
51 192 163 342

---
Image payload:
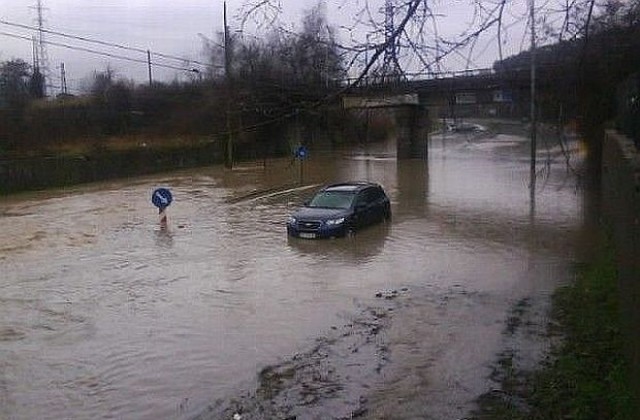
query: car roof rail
325 181 378 189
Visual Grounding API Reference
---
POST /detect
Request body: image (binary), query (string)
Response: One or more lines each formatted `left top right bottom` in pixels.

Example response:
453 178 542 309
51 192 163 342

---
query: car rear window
308 191 355 209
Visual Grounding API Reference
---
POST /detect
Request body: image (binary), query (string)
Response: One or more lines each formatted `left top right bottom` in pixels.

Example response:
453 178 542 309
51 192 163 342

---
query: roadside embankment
602 129 640 414
0 141 224 195
472 128 640 419
473 245 635 419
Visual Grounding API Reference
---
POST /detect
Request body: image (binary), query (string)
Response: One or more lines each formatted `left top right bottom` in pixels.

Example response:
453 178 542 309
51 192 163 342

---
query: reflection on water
154 227 175 248
0 122 590 420
287 222 390 264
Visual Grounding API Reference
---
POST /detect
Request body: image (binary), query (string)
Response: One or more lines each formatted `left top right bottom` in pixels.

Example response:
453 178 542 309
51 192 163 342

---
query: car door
353 188 376 227
375 186 391 221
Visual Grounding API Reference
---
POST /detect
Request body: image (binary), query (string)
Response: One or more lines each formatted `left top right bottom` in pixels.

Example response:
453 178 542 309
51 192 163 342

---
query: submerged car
287 182 391 239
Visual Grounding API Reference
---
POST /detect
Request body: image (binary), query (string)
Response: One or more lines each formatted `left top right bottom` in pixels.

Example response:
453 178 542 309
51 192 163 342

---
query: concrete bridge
341 67 539 158
342 93 429 159
348 67 541 119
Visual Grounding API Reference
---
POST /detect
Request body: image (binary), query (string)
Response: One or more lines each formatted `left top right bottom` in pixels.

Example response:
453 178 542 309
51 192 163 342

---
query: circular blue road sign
295 145 309 160
152 188 173 209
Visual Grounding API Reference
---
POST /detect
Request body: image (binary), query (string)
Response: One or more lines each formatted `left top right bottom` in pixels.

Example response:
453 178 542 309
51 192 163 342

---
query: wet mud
195 293 401 420
194 283 560 420
471 294 560 419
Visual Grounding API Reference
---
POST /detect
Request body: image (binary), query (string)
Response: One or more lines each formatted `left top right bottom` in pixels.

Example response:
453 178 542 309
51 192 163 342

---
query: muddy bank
192 291 400 420
192 283 557 420
472 249 637 420
471 296 557 419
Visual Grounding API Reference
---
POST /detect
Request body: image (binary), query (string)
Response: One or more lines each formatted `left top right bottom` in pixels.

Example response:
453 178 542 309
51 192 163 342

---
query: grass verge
474 247 636 419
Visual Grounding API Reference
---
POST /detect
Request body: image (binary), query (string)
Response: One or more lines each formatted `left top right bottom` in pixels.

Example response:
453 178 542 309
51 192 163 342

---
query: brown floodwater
0 121 591 419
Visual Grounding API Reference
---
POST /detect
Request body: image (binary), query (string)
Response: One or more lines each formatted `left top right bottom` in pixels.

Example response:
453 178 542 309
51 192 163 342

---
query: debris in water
375 289 400 299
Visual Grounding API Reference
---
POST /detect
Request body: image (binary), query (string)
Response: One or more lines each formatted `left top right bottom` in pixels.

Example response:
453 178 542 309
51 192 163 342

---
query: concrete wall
601 129 640 402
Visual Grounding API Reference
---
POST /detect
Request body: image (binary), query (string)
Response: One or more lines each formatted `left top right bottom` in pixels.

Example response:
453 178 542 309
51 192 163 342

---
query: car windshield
308 191 355 209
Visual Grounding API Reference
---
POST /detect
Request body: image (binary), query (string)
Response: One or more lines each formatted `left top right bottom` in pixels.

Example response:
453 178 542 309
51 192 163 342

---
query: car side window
356 188 373 206
355 190 368 207
366 188 380 204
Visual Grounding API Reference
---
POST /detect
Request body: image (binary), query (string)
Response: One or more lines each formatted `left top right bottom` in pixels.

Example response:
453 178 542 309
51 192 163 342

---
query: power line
0 30 215 73
0 18 218 69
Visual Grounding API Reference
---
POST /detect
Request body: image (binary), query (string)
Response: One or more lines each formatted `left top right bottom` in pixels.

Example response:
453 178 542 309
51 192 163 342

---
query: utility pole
224 0 233 168
383 0 401 84
29 35 45 98
31 35 39 72
147 50 153 85
383 0 394 82
60 62 67 95
529 0 537 194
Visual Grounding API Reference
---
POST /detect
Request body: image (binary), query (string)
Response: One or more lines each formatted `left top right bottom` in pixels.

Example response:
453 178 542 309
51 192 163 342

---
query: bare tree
237 0 625 86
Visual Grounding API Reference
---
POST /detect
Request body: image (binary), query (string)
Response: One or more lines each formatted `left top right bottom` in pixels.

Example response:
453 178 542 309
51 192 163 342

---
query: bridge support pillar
395 105 429 159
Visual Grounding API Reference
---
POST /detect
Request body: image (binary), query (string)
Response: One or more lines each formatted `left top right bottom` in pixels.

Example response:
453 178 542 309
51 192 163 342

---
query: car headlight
325 217 345 226
287 216 297 225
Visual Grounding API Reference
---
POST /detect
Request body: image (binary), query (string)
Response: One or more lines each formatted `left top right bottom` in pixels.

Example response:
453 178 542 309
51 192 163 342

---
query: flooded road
0 121 589 419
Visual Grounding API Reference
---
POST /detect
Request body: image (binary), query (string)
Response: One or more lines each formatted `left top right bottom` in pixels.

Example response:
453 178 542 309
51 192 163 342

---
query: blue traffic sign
152 188 173 209
295 145 309 160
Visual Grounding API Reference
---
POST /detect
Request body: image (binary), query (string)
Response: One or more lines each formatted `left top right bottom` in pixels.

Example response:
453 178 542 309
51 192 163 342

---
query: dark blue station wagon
287 182 391 239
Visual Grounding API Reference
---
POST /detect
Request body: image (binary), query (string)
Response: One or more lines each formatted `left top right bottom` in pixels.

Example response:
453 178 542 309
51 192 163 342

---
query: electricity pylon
32 0 50 96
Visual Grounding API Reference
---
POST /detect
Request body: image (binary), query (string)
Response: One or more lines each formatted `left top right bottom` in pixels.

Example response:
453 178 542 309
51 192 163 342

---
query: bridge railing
342 68 496 87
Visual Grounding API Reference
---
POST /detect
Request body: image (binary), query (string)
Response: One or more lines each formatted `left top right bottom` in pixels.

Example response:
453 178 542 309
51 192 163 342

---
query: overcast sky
0 0 533 94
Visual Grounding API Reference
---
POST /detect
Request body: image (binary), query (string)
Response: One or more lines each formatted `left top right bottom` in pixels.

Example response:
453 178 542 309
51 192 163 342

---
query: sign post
294 145 308 185
152 188 173 229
